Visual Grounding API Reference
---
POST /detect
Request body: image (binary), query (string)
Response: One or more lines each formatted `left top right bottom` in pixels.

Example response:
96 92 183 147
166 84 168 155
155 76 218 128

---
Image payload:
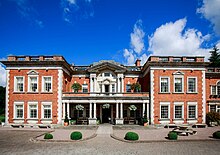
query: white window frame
160 76 170 93
14 102 24 119
28 102 38 119
211 85 217 95
160 102 170 119
42 76 53 92
82 84 88 93
174 102 184 119
187 77 197 93
14 76 25 92
174 75 184 93
28 75 39 92
41 102 52 119
187 102 197 119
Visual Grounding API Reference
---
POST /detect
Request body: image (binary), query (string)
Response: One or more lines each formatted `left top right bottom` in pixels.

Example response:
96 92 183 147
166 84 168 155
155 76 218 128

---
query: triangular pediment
173 70 184 75
27 70 39 75
88 60 127 73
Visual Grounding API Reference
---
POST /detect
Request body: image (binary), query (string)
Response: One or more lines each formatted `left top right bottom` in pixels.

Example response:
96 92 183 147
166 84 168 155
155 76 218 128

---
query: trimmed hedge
44 133 53 139
168 131 178 140
213 131 220 139
70 131 82 140
124 132 139 141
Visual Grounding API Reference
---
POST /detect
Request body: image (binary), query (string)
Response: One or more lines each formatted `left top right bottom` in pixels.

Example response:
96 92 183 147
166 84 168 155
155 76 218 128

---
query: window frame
160 76 170 93
14 76 25 92
187 77 197 93
14 102 24 119
42 76 53 92
187 102 197 119
174 102 184 119
160 102 170 119
174 75 184 93
82 84 88 93
126 84 131 92
28 75 39 92
41 102 52 119
28 102 38 119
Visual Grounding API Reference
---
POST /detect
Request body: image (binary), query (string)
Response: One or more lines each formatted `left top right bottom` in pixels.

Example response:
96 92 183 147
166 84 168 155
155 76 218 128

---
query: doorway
102 108 111 123
105 85 109 93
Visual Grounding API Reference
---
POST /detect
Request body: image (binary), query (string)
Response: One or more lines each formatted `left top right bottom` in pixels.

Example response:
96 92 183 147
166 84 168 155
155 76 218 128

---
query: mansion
1 55 220 126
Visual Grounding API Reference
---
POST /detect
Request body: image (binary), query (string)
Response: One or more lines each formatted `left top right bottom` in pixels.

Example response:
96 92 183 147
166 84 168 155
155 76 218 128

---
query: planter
64 122 69 126
144 122 148 126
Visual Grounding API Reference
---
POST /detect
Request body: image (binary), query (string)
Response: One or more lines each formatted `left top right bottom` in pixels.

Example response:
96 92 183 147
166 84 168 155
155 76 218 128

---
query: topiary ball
124 132 139 141
70 131 82 140
213 131 220 139
44 133 53 139
168 131 178 140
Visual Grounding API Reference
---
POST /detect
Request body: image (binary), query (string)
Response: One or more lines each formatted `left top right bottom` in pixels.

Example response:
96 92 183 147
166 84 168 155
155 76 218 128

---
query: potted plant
71 82 82 93
128 105 137 111
102 103 110 109
131 82 141 92
142 112 148 126
75 104 84 119
64 112 69 126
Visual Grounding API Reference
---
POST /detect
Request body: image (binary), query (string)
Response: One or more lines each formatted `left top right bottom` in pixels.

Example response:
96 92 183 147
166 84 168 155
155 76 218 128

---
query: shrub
168 131 178 140
44 133 53 139
70 131 82 140
124 132 139 141
213 131 220 139
206 112 220 126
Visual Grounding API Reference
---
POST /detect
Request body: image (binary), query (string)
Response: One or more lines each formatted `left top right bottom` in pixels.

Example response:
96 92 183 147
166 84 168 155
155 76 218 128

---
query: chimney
135 59 141 66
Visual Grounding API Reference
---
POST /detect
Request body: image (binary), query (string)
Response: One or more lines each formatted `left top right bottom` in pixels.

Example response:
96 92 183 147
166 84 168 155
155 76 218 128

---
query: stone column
120 103 123 119
94 103 96 119
116 103 119 118
89 102 92 118
90 77 93 92
143 102 146 117
147 102 150 119
62 103 66 119
67 103 70 119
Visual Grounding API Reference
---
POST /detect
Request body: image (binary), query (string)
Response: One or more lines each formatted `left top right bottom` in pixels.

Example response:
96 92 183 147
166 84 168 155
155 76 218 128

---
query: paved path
96 124 113 137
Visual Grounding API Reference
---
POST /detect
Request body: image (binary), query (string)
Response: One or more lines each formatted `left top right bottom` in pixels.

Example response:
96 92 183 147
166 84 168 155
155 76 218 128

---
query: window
217 82 220 95
104 72 110 77
159 57 168 62
14 102 24 119
174 77 183 93
14 76 24 92
29 103 38 119
187 102 197 119
126 84 131 92
187 77 197 93
186 58 195 62
211 86 217 95
42 77 52 92
112 84 115 92
160 102 170 119
30 57 39 61
29 76 38 92
82 84 88 93
210 105 216 112
160 77 169 93
42 103 52 119
173 57 181 62
161 106 169 119
174 105 183 119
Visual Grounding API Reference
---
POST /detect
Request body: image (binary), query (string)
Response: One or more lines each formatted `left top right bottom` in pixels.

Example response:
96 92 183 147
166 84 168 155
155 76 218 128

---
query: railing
62 92 149 97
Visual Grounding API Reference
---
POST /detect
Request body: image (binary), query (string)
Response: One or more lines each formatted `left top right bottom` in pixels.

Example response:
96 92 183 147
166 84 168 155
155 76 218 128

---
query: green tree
209 45 220 67
0 86 6 114
71 82 82 92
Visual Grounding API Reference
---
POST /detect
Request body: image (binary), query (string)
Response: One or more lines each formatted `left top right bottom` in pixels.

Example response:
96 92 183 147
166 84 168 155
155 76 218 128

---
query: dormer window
104 72 110 77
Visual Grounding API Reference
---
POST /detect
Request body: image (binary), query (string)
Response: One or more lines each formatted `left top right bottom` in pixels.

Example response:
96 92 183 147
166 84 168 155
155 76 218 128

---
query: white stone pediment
27 70 39 75
88 60 127 73
172 70 184 75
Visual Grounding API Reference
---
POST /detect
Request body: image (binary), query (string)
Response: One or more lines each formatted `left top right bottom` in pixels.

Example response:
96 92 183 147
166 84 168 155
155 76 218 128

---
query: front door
102 108 111 123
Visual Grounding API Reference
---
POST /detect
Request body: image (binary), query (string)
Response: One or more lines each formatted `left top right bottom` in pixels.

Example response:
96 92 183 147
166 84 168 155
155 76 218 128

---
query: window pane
161 78 169 92
16 105 23 118
16 77 24 92
161 106 168 119
44 77 52 92
112 84 115 92
175 105 182 118
188 78 196 92
126 84 131 92
212 86 216 95
29 105 37 118
30 77 37 92
104 72 110 77
210 105 216 112
175 78 182 92
82 84 88 93
43 105 51 118
188 105 196 119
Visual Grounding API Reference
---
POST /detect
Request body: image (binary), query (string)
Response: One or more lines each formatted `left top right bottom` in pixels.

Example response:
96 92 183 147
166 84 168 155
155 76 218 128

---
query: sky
0 0 220 86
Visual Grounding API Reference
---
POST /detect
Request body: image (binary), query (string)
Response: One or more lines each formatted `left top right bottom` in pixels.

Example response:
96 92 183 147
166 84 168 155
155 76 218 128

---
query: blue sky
0 0 220 86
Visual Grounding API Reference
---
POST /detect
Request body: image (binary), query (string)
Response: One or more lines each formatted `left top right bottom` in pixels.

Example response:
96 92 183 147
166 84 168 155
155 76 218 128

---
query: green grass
0 115 5 122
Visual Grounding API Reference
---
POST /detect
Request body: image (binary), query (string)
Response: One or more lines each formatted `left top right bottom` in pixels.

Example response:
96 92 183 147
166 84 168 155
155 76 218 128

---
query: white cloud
130 20 145 54
197 0 220 35
67 0 76 5
123 49 135 65
0 64 6 87
148 18 210 61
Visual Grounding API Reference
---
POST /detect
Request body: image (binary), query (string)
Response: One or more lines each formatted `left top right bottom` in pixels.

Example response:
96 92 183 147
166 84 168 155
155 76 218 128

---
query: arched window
217 81 220 95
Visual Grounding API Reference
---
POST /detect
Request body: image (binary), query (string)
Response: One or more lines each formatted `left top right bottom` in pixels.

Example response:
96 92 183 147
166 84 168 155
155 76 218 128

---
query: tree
131 82 141 92
209 45 220 67
0 86 6 114
71 82 82 93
